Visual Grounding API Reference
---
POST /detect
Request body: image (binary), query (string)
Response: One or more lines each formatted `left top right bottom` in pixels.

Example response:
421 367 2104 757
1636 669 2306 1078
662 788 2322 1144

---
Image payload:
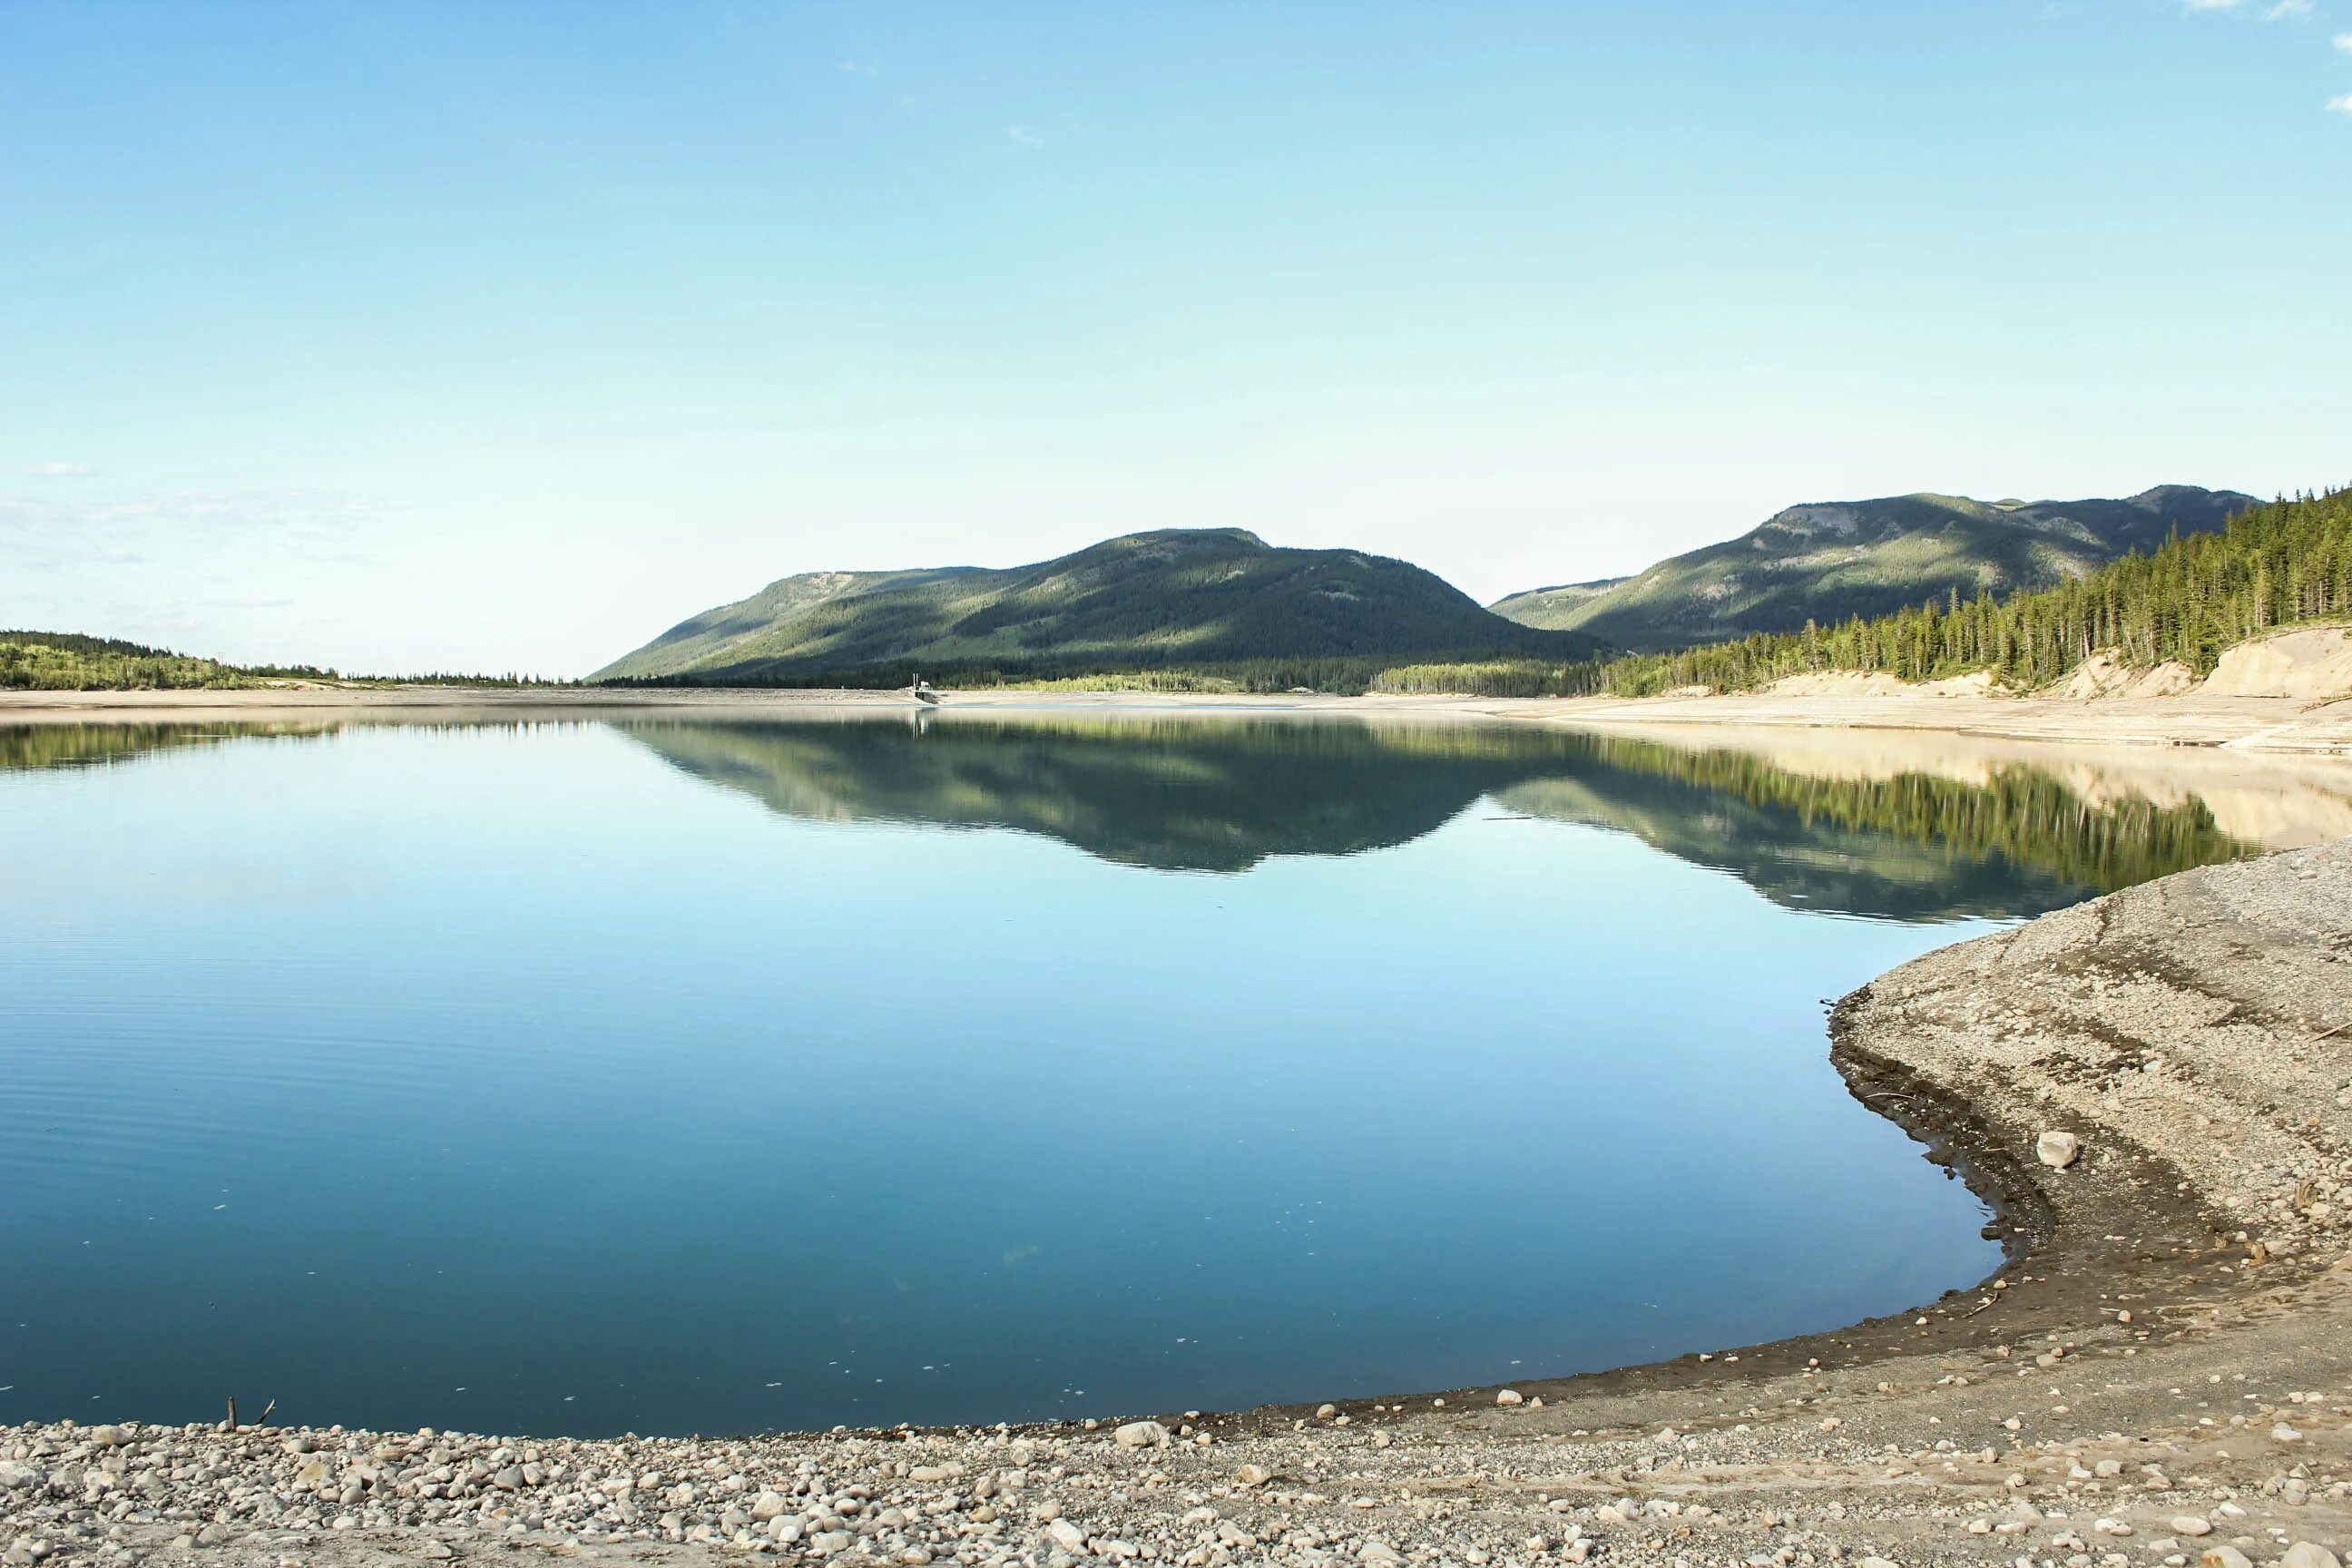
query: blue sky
3 1 2347 676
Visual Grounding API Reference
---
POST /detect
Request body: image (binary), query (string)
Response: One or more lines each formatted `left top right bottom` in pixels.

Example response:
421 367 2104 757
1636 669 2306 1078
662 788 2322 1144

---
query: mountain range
591 527 1596 683
594 485 2259 682
1486 485 2256 652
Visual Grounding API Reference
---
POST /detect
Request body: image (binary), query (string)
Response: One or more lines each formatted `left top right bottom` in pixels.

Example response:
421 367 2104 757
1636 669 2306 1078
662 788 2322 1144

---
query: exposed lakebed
0 711 2310 1437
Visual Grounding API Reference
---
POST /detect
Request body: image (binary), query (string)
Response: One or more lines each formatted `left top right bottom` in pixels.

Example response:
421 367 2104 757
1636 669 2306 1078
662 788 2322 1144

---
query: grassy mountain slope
593 527 1596 683
1485 576 1630 629
591 566 985 683
1491 485 2256 652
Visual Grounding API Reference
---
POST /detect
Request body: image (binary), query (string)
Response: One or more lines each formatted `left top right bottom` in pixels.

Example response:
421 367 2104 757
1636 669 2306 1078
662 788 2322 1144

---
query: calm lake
0 710 2325 1437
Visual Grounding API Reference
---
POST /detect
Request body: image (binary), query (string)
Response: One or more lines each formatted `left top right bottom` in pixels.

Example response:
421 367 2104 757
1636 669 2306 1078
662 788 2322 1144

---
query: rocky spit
12 842 2352 1568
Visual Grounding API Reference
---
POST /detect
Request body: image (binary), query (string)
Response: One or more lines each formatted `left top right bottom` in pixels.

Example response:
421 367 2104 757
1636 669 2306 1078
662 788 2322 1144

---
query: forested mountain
1491 485 2256 651
592 528 1597 684
1588 486 2352 695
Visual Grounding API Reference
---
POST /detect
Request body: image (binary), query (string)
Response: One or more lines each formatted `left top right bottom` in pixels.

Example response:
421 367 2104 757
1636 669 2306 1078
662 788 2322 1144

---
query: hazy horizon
5 2 2348 677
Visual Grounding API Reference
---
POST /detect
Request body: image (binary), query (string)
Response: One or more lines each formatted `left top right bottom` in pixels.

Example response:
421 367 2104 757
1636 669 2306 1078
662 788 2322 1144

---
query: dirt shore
9 825 2352 1566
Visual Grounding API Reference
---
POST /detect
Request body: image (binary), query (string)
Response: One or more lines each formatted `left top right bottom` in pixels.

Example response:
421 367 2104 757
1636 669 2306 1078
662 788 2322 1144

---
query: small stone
1112 1420 1170 1448
0 1461 44 1491
417 1544 455 1562
2170 1518 2213 1537
2037 1132 2082 1169
2274 1423 2305 1442
2200 1547 2254 1568
1047 1518 1087 1552
1495 1389 1524 1406
2282 1546 2342 1568
1316 1404 1338 1420
1236 1464 1272 1487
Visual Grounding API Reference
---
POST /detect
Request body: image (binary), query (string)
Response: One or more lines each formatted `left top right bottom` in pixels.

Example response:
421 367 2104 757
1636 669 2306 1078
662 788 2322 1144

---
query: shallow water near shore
0 711 2310 1437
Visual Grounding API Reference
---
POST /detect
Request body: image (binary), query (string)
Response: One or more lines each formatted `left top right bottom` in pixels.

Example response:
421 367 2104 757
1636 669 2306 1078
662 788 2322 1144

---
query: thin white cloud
0 488 383 563
1007 126 1045 148
2185 0 2244 11
838 60 878 77
2265 0 2313 16
21 462 94 477
2330 92 2352 113
2334 30 2352 48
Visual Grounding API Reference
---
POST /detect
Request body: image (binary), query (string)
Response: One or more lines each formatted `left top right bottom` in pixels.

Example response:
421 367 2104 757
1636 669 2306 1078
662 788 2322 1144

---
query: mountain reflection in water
618 712 2260 921
0 711 2305 922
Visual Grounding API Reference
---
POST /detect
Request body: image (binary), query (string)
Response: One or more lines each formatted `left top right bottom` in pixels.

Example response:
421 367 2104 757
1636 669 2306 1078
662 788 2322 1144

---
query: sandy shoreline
9 681 2352 756
7 692 2352 1564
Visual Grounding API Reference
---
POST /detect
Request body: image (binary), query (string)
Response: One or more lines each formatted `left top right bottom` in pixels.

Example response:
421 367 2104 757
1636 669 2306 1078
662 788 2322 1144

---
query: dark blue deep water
0 712 2257 1436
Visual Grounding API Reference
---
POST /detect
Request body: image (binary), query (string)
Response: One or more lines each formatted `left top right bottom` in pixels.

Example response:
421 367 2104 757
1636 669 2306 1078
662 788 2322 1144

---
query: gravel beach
10 811 2352 1568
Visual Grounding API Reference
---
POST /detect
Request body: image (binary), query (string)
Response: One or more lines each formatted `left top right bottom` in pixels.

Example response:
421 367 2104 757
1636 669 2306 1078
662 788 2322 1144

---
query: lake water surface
0 711 2305 1436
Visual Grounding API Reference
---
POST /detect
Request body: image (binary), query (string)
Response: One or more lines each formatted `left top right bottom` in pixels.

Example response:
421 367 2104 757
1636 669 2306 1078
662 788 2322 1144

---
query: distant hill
593 527 1598 684
0 630 324 691
1489 485 2257 652
1487 576 1630 628
1581 486 2351 697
